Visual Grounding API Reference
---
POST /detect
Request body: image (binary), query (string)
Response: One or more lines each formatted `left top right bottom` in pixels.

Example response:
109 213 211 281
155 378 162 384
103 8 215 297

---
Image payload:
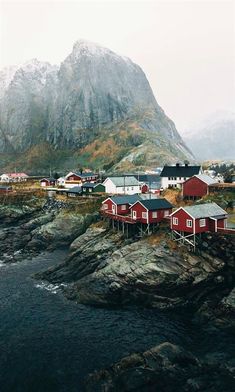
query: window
131 187 134 190
168 177 171 180
164 210 169 217
122 187 125 191
142 212 147 219
152 211 157 218
132 210 137 219
199 219 206 227
121 204 126 210
184 177 186 180
103 203 108 210
173 217 178 225
89 188 92 192
186 219 192 228
127 187 129 191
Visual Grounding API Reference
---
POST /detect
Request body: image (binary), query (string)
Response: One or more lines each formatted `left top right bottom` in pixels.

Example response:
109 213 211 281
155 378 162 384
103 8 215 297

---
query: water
0 250 194 392
1 250 235 391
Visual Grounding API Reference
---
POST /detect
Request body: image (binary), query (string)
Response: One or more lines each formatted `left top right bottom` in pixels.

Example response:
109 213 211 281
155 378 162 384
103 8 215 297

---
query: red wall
183 177 208 198
217 219 225 229
131 202 172 223
130 203 147 222
116 204 130 215
66 174 82 181
102 199 115 213
194 218 210 233
102 199 130 215
141 184 149 193
171 209 195 233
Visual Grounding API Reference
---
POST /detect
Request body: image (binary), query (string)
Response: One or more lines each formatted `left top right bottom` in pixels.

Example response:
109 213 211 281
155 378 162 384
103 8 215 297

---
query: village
0 162 234 251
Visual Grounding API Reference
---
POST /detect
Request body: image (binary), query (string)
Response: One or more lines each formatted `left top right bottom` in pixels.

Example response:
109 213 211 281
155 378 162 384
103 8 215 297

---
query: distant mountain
0 40 193 173
184 111 235 161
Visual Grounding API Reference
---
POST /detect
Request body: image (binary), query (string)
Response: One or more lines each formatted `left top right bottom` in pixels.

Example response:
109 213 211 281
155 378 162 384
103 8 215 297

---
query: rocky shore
35 226 235 322
0 197 97 263
86 342 235 392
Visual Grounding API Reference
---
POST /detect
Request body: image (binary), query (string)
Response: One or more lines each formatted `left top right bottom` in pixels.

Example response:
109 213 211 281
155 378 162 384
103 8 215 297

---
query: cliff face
0 40 193 171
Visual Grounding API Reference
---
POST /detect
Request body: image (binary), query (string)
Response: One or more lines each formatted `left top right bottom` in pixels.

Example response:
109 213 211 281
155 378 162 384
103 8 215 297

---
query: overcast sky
0 0 234 134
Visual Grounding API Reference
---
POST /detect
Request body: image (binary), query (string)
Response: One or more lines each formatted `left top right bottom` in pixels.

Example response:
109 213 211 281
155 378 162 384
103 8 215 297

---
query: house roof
40 178 55 182
191 174 216 185
82 182 104 188
67 186 82 193
179 203 227 219
82 182 96 188
106 176 140 186
66 172 97 179
134 174 160 183
133 198 173 211
109 194 141 205
160 165 201 177
2 172 28 178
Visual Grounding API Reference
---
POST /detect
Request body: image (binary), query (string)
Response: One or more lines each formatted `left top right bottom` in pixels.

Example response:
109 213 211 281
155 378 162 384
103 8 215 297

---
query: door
132 210 137 220
112 205 116 214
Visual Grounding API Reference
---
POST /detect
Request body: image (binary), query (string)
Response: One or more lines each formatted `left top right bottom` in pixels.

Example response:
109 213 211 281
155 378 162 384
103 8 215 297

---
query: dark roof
67 186 82 193
134 174 160 183
160 165 201 177
82 182 96 188
77 172 97 178
136 198 173 211
110 194 141 205
40 177 56 181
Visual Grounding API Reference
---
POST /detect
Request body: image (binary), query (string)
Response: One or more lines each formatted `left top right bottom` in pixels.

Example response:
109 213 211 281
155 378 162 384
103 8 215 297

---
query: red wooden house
170 203 227 234
130 198 173 224
65 172 98 184
101 195 140 215
182 174 216 200
40 178 56 187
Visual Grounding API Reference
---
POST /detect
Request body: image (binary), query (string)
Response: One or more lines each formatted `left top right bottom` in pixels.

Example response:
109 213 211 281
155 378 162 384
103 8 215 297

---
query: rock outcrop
37 227 234 314
86 342 235 392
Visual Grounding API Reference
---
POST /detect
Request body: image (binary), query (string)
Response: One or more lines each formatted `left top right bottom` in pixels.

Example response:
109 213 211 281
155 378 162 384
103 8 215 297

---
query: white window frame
132 210 137 219
173 217 178 225
121 204 126 210
186 219 193 228
164 210 169 217
142 212 147 219
152 211 157 218
103 203 108 210
199 218 206 227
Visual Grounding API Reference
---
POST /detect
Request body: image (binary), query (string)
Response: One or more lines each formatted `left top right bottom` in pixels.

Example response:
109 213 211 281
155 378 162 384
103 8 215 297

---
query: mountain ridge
0 39 193 173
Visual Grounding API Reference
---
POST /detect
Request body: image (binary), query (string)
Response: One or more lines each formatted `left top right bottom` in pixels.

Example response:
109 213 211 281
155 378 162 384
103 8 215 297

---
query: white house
103 176 141 195
160 163 202 189
57 177 66 187
0 172 28 183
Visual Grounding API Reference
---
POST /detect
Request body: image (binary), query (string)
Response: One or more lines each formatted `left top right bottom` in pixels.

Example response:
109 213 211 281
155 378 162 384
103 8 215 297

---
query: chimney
184 160 189 167
176 163 180 168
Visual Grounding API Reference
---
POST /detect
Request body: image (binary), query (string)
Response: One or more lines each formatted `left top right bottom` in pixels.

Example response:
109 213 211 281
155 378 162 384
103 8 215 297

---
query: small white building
103 176 141 195
160 163 202 189
57 177 66 187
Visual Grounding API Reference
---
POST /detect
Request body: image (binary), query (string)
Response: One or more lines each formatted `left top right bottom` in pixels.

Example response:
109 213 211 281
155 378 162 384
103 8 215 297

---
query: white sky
0 0 234 133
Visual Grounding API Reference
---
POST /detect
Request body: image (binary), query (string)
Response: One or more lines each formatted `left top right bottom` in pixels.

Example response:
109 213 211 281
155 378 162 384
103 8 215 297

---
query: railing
217 227 235 234
100 210 137 224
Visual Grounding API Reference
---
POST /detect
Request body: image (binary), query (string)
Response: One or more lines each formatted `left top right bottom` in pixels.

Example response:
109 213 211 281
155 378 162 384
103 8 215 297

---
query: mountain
0 40 193 173
184 111 235 161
